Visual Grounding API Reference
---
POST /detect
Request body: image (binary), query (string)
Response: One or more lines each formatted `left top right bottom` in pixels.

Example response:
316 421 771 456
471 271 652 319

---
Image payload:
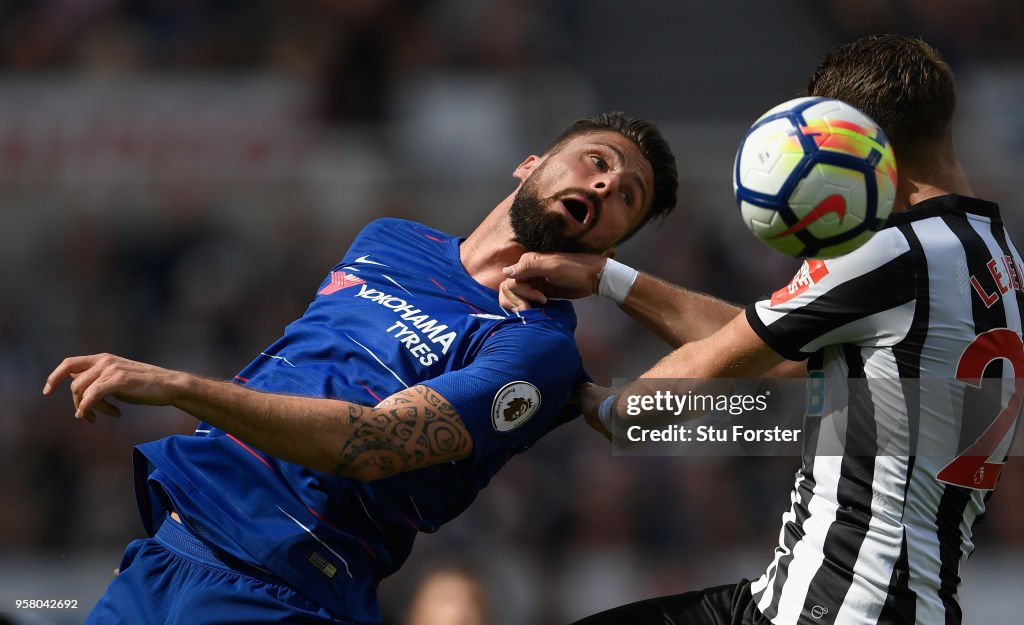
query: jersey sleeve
419 318 581 460
746 230 918 360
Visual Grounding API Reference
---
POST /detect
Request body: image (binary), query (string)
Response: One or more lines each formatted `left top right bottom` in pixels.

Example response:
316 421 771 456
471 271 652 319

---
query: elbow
327 448 398 482
339 465 394 482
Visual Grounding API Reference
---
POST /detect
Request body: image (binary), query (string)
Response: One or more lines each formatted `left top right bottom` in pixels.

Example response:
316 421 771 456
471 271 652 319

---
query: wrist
169 371 206 409
597 393 625 438
598 259 639 305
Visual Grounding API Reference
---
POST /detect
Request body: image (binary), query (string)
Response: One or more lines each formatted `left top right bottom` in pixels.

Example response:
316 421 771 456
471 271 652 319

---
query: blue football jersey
132 219 584 622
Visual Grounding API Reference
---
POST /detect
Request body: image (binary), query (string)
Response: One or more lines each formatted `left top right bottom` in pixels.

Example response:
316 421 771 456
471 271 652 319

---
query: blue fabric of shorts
84 517 353 624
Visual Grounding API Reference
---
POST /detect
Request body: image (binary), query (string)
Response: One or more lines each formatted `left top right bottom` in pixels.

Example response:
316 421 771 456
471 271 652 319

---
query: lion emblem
491 382 541 432
503 396 534 422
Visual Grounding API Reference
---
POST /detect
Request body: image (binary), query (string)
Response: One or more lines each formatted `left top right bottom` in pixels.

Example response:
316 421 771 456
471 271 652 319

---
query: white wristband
597 394 622 438
598 259 639 305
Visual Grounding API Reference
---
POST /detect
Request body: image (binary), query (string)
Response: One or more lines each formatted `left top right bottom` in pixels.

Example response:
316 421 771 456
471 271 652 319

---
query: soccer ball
733 97 898 259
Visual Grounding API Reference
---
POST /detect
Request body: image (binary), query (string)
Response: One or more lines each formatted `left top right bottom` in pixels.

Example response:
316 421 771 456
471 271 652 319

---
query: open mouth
562 198 591 224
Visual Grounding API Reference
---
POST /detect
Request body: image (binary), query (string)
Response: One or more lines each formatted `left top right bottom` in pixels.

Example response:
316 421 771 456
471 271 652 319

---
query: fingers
44 353 130 422
43 354 101 395
69 362 107 415
498 278 545 312
77 373 128 420
94 399 122 418
503 252 607 299
502 252 552 280
498 280 525 311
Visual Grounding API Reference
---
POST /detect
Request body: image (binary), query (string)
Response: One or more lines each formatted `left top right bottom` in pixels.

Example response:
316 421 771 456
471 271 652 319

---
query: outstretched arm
580 310 788 437
43 354 473 481
618 271 741 348
501 252 751 346
501 253 806 378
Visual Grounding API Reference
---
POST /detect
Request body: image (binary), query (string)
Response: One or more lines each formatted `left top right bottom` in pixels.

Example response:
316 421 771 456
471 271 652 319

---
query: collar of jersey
884 193 1001 228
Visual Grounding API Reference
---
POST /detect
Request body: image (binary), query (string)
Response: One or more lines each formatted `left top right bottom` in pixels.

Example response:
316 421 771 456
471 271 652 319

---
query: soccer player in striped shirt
502 35 1020 625
42 112 678 625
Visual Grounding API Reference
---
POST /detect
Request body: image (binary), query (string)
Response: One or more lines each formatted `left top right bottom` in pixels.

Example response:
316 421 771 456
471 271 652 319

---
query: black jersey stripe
873 220 933 622
935 213 1009 625
798 344 878 624
758 468 817 620
757 353 824 621
762 253 915 357
877 535 917 624
892 220 929 460
988 220 1024 338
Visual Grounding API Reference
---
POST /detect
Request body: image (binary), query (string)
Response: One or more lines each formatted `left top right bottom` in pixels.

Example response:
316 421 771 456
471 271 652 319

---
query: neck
894 139 974 211
459 191 529 291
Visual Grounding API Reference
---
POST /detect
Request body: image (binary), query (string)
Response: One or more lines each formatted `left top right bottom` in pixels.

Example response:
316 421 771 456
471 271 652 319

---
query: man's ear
513 154 541 182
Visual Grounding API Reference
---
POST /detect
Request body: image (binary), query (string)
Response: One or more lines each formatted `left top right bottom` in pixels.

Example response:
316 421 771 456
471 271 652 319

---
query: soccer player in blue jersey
43 112 678 624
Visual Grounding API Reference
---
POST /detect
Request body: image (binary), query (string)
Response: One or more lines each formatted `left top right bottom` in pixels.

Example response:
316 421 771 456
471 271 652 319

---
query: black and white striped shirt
746 195 1023 625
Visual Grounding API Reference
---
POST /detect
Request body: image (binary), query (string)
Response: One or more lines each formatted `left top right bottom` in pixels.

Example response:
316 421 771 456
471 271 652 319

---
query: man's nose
591 173 621 197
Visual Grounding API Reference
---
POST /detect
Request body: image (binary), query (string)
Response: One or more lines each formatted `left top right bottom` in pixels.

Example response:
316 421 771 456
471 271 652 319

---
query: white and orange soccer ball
733 97 898 259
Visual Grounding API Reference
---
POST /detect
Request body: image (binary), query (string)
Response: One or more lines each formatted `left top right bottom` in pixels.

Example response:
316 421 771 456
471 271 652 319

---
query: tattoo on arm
335 386 473 479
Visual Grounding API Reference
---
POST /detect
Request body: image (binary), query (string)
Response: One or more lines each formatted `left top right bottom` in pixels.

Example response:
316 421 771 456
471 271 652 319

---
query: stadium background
2 1 1023 623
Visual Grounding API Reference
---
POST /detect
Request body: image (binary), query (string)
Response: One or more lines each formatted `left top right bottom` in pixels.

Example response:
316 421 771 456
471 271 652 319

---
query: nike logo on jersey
770 194 847 239
354 254 388 267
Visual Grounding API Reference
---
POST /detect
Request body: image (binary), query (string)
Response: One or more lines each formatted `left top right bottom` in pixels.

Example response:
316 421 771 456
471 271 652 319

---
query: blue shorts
85 517 351 624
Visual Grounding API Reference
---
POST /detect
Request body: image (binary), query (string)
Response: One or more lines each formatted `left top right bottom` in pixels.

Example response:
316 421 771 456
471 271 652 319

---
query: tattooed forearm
334 385 473 480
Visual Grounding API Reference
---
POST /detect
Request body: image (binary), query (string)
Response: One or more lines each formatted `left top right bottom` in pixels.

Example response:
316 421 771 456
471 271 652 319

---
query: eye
590 155 608 171
621 190 633 207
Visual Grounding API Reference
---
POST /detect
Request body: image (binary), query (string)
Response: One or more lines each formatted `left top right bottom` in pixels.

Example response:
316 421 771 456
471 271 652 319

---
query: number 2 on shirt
937 328 1024 490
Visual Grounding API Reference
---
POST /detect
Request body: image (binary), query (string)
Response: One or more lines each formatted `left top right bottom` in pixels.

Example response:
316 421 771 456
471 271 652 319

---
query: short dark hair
544 112 679 243
806 34 956 168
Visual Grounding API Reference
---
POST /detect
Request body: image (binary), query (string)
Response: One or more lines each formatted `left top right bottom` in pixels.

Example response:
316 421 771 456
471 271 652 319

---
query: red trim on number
226 434 273 470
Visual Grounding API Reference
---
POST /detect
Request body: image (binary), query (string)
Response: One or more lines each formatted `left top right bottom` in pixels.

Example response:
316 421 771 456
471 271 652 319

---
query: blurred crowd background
2 1 1024 624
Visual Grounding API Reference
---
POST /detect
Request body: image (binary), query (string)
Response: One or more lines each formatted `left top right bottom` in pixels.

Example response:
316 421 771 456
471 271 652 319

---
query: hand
577 382 614 442
43 353 183 423
498 252 610 312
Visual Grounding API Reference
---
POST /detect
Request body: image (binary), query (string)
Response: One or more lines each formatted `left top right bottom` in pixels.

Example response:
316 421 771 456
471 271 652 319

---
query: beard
509 173 603 254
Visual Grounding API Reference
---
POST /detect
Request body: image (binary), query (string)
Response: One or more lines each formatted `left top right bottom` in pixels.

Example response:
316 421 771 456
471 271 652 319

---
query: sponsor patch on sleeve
491 381 541 432
770 259 829 306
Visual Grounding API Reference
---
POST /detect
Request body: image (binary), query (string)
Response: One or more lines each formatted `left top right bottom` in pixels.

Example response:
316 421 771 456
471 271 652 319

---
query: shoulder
481 306 580 362
832 227 912 270
358 218 452 241
497 301 578 342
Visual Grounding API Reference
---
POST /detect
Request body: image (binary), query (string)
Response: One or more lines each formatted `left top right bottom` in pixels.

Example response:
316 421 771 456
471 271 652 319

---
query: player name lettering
626 424 801 443
970 254 1023 308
